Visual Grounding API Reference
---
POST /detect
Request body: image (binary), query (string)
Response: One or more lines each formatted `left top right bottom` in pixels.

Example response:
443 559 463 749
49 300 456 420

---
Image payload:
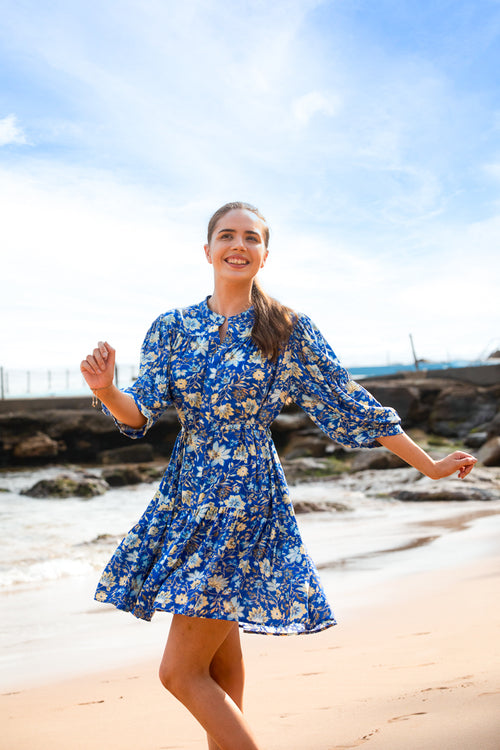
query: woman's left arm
377 433 477 480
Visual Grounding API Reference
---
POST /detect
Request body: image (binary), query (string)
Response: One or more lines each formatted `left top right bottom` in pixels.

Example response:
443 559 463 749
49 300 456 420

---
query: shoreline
2 510 500 749
2 501 500 691
3 553 499 749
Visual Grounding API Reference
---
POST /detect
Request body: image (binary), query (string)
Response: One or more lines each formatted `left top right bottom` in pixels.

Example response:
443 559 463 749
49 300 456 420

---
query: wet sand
2 511 500 749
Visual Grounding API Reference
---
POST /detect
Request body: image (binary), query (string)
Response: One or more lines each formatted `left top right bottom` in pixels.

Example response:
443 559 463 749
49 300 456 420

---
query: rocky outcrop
101 464 164 486
428 384 499 438
12 431 61 459
99 444 155 464
350 448 407 472
22 473 109 499
477 437 500 467
1 376 498 468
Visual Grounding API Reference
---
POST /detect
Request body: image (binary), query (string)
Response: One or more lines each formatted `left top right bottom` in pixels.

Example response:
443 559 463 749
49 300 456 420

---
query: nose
232 234 246 250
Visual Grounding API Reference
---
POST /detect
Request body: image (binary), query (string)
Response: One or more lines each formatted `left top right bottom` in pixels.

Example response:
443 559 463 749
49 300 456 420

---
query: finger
98 341 109 360
458 463 474 479
454 452 477 462
80 360 94 374
104 342 116 366
92 347 107 371
455 456 477 466
84 356 100 375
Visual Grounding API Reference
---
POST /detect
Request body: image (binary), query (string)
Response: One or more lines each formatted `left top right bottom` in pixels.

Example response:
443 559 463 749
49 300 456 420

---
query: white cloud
1 159 499 374
0 115 27 147
1 0 499 376
292 91 341 126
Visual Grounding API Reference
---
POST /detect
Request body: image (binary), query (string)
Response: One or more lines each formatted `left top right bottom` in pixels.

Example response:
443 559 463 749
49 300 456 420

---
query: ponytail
251 279 296 362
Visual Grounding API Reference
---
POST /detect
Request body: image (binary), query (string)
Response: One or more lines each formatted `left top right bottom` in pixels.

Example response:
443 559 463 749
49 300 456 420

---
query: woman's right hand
80 341 116 392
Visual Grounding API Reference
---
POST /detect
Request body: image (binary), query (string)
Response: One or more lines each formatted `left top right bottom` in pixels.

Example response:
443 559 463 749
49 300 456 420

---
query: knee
158 660 182 697
159 658 203 701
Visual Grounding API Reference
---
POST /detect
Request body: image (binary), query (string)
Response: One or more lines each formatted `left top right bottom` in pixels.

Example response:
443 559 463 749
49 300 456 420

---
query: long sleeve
104 314 173 439
288 314 403 448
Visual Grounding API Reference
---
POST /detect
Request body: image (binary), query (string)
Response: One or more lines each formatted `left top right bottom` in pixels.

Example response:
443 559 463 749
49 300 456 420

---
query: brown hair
207 202 296 362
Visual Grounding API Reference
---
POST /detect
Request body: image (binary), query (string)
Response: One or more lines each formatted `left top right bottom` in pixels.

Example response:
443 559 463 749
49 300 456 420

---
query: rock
139 465 165 481
13 432 61 459
393 486 498 502
98 444 155 464
362 383 420 423
101 466 145 486
486 412 500 438
271 412 312 433
350 448 408 472
429 385 498 437
293 499 349 514
464 431 489 449
101 464 164 486
22 474 109 499
282 433 331 460
477 437 500 467
282 457 331 485
44 409 114 438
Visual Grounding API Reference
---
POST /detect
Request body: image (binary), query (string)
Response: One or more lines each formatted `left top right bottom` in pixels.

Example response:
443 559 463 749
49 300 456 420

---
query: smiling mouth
225 257 249 266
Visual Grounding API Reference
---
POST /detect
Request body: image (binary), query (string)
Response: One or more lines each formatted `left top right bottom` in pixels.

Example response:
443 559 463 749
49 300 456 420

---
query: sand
2 514 500 749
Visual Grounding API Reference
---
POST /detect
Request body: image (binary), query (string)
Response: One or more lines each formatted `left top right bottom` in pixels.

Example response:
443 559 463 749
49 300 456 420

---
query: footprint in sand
388 712 427 723
479 691 500 697
361 729 380 740
330 728 380 748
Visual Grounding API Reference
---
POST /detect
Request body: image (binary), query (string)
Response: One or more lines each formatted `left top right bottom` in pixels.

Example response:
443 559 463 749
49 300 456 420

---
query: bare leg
159 614 260 750
206 624 245 750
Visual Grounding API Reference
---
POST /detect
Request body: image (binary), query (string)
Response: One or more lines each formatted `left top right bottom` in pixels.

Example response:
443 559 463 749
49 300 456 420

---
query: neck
208 280 253 319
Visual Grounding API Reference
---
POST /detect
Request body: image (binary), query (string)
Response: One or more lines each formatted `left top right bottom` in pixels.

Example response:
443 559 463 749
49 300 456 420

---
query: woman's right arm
80 341 146 429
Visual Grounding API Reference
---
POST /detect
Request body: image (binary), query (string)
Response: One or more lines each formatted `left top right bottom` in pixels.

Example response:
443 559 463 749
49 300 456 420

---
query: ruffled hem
94 589 337 635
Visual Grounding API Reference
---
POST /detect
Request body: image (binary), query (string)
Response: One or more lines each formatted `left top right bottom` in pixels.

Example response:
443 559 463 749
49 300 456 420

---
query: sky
1 0 499 376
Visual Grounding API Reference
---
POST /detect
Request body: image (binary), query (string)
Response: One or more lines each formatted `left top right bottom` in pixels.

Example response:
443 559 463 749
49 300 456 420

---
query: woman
81 202 476 750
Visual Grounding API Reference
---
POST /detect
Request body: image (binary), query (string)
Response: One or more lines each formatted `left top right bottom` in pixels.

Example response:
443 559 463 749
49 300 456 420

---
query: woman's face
204 209 268 283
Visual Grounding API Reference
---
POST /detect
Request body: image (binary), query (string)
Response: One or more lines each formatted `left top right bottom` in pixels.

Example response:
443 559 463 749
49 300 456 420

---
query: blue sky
1 0 499 371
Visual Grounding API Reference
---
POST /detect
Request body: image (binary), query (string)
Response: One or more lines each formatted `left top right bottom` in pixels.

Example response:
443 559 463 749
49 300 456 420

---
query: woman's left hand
431 451 478 480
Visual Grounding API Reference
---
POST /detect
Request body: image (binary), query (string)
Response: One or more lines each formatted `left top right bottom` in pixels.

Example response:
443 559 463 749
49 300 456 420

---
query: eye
219 232 233 240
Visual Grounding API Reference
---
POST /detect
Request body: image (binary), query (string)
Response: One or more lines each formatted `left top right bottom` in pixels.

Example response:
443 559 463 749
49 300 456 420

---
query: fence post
115 363 119 388
0 367 4 400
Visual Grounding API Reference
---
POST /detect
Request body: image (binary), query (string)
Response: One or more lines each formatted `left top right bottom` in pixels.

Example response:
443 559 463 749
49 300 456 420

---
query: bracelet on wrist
91 385 113 408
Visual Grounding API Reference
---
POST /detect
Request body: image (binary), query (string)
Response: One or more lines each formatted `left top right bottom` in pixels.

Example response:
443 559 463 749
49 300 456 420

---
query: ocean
2 465 500 691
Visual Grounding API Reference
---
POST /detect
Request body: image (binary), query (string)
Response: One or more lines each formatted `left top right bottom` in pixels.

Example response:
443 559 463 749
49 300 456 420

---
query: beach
2 469 500 750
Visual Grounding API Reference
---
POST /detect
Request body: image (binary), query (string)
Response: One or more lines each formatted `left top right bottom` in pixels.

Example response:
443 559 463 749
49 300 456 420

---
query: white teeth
226 258 248 265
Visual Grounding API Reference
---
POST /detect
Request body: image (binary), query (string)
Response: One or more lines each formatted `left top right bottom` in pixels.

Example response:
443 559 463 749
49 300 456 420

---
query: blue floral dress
95 298 402 634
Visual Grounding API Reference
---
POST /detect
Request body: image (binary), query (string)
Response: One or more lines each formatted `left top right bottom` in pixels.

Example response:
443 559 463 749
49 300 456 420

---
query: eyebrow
217 228 261 237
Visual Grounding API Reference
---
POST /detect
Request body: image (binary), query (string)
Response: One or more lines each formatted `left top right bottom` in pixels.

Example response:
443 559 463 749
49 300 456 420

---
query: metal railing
0 365 138 399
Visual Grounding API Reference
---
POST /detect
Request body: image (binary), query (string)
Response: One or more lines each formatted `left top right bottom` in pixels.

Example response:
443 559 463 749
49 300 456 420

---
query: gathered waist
180 419 271 439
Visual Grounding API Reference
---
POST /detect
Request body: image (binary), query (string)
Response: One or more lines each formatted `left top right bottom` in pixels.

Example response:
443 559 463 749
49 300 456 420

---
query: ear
260 249 269 269
204 243 212 264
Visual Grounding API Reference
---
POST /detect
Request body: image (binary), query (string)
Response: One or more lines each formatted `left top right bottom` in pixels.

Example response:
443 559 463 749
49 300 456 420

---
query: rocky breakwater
1 375 499 480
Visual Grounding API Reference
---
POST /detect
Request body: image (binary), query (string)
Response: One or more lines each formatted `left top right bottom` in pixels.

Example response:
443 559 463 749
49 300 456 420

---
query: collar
199 296 254 336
